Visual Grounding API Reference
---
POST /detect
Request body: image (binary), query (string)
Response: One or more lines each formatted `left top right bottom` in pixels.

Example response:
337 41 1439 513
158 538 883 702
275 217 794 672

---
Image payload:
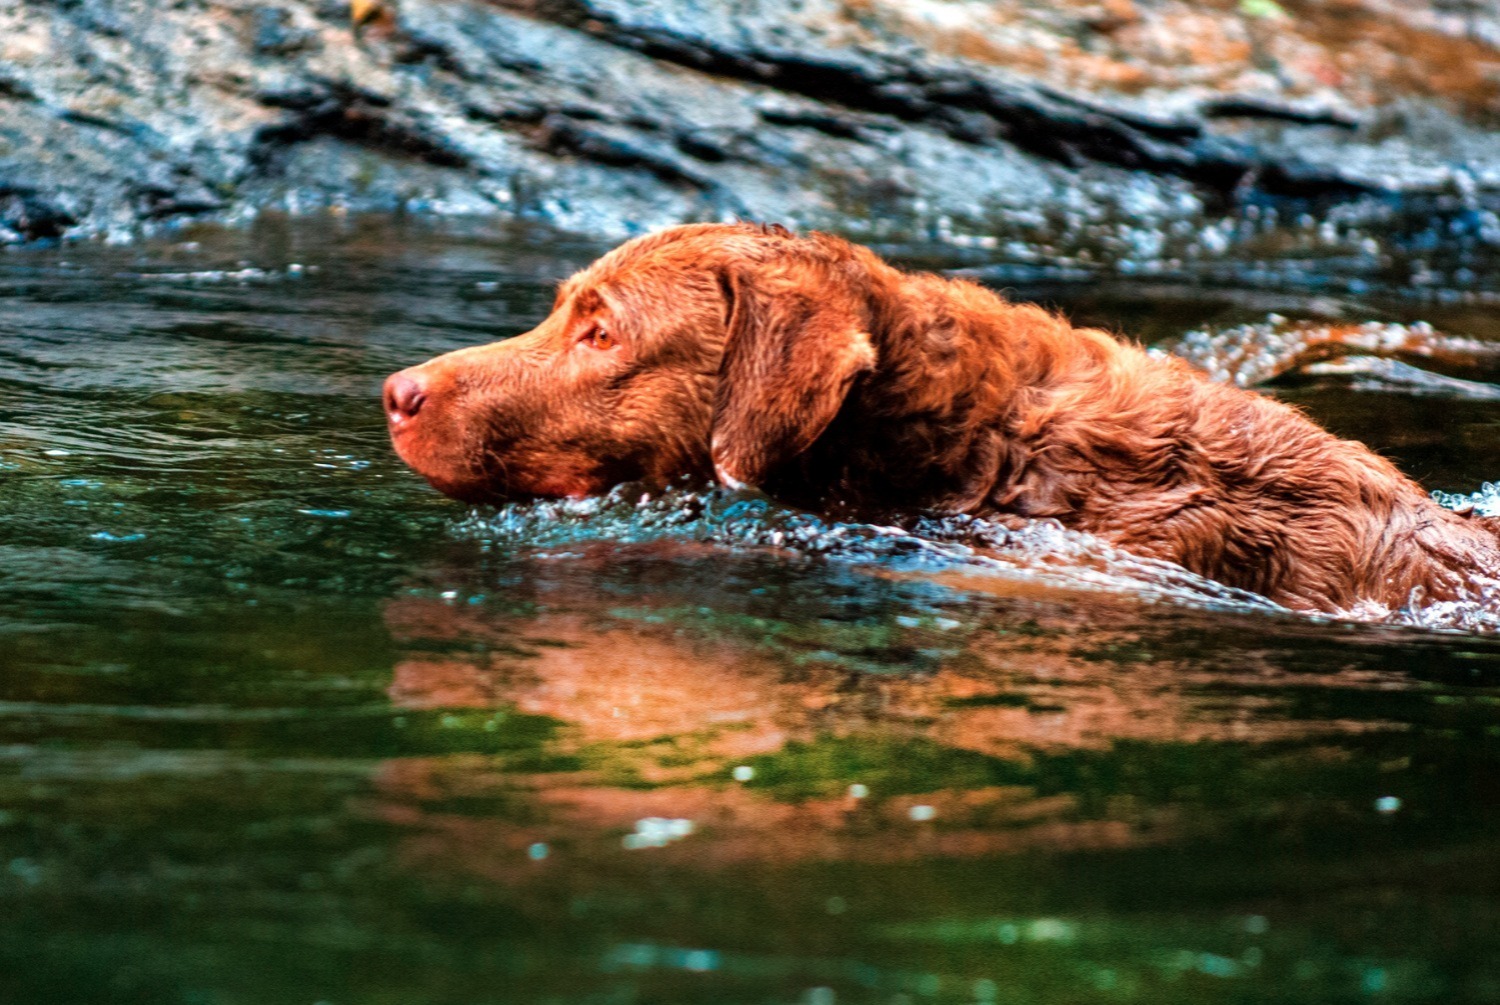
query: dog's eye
584 327 616 350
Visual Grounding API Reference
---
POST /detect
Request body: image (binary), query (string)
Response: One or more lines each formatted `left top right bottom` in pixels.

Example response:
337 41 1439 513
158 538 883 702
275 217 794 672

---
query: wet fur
388 223 1500 612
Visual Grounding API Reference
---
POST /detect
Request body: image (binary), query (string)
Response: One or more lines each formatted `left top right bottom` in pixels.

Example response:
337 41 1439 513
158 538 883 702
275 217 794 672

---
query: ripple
456 484 1500 633
458 485 1283 612
1160 316 1500 389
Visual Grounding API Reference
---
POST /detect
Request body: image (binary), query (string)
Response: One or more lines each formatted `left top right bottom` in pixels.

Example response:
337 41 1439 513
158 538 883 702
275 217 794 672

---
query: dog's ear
710 261 877 490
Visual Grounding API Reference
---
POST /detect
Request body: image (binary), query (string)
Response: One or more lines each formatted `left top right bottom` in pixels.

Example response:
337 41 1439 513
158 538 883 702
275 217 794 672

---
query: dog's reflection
368 545 1369 877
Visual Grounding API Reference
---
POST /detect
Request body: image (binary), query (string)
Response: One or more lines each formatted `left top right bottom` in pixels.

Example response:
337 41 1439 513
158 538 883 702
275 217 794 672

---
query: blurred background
3 0 1500 267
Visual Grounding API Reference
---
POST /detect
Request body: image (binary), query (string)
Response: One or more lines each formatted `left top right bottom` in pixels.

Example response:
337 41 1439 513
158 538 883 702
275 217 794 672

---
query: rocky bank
4 0 1500 273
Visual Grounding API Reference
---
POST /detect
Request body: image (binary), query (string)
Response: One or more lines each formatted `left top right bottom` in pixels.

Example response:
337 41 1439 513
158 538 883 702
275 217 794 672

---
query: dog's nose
384 372 427 422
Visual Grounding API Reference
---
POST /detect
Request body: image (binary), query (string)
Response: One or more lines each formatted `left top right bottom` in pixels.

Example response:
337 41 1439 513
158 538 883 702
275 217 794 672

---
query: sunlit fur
387 223 1500 612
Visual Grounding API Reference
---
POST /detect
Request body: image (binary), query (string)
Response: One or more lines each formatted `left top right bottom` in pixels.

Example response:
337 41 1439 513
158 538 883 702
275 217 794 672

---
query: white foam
458 483 1500 634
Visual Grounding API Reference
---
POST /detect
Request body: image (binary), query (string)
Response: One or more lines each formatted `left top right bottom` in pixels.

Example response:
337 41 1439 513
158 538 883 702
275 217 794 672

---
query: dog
385 223 1500 613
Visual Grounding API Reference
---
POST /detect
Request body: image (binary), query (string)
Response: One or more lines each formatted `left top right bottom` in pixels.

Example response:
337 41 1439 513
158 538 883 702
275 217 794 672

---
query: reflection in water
376 543 1431 878
2 220 1500 1003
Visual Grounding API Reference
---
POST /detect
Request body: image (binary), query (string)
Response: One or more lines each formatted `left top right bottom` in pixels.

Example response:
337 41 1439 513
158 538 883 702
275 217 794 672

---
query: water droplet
1028 918 1074 942
623 817 695 850
7 858 42 885
681 949 718 972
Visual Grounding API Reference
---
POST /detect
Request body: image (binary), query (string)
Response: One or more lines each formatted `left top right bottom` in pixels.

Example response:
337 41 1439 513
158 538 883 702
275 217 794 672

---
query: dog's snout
384 372 427 422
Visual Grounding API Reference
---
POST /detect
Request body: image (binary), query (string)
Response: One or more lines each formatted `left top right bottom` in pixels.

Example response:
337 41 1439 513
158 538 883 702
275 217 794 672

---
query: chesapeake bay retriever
384 223 1500 613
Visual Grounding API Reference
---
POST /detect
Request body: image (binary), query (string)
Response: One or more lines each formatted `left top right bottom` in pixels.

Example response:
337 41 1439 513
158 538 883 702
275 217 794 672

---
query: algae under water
4 218 1500 1004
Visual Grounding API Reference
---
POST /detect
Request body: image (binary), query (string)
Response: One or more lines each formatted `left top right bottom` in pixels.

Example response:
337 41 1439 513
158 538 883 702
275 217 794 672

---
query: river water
3 217 1500 1003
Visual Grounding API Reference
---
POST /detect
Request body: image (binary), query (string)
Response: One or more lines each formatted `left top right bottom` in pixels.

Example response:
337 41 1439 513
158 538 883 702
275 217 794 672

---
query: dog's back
758 249 1500 611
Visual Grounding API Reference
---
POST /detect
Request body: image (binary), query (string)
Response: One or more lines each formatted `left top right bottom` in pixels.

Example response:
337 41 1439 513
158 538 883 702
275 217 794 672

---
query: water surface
4 218 1500 1004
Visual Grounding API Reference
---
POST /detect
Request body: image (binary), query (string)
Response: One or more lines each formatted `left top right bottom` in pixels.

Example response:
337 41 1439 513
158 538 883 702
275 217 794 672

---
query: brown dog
385 223 1500 613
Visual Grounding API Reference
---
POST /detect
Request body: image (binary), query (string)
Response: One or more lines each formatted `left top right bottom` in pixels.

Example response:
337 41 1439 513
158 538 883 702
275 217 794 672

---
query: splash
456 484 1283 615
1394 484 1500 632
116 264 311 284
1431 481 1500 518
1159 316 1500 391
458 483 1500 633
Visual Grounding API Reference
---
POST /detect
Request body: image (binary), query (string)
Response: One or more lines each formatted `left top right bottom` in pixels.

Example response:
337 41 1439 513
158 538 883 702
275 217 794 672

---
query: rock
1 0 1500 267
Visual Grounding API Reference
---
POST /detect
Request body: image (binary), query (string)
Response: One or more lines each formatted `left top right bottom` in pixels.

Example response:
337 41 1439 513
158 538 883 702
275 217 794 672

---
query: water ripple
455 484 1500 633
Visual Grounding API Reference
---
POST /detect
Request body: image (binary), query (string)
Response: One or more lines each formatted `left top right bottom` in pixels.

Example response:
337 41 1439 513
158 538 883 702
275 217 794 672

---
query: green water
3 218 1500 1004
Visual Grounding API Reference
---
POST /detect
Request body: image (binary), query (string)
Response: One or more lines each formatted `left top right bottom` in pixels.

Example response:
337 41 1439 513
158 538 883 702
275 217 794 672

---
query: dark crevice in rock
57 108 140 136
0 76 39 102
467 68 755 187
555 104 609 122
672 129 731 162
535 114 714 191
251 80 470 174
464 100 548 126
130 181 225 220
391 30 468 74
758 108 872 140
1200 98 1361 129
0 189 78 242
260 78 394 111
1030 85 1202 141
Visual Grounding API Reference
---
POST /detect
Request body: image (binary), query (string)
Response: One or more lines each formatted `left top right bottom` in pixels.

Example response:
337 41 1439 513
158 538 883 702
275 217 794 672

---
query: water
4 217 1500 1004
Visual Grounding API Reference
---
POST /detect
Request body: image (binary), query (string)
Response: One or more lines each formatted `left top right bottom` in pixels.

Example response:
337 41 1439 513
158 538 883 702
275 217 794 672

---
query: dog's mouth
383 406 486 502
386 414 606 505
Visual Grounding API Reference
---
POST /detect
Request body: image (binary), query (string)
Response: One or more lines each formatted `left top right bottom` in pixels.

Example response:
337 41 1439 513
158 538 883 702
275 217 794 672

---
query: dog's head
384 224 880 503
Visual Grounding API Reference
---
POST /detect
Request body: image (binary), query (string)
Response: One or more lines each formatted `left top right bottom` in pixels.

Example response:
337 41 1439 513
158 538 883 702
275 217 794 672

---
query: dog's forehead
596 235 716 280
581 224 780 283
553 223 804 317
568 285 606 316
560 247 722 314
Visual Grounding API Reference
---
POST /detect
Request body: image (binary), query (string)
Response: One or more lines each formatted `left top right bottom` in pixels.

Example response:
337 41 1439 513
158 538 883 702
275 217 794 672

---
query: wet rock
252 7 319 57
1 0 1500 259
